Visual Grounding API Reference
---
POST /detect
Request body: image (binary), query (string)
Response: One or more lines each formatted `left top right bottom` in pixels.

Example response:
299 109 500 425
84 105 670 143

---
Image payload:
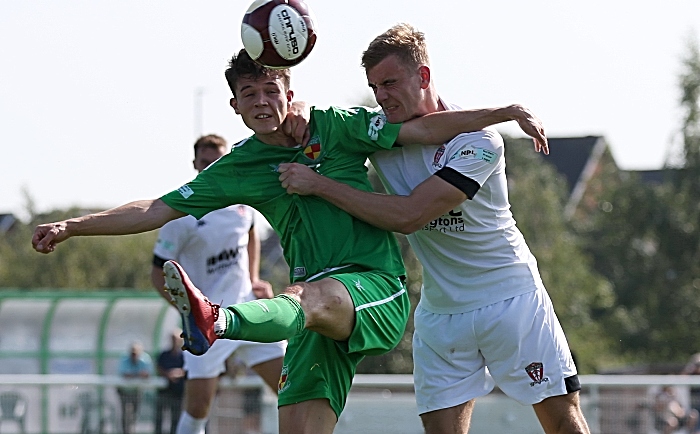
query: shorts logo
525 362 550 386
367 114 387 141
177 185 194 199
278 365 291 393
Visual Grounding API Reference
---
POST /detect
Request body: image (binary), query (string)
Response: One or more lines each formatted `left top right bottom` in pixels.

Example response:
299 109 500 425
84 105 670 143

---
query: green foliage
580 38 700 366
0 207 157 290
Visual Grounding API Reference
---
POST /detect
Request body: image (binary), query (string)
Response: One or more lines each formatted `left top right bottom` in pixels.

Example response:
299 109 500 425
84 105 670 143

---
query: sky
2 1 699 220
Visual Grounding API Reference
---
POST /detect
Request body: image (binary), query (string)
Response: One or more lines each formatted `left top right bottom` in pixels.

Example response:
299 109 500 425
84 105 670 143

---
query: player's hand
252 279 274 299
32 221 70 254
284 101 311 146
278 163 321 195
509 104 549 155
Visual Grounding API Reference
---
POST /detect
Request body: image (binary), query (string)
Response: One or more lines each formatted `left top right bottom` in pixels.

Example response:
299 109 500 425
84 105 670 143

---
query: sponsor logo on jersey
206 247 240 274
367 114 387 141
452 147 497 164
525 362 550 386
278 365 291 393
293 266 306 278
432 145 446 169
177 185 194 199
423 209 465 233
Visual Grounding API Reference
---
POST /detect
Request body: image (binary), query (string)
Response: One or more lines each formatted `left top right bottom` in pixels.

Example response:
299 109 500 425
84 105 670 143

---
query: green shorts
277 270 409 418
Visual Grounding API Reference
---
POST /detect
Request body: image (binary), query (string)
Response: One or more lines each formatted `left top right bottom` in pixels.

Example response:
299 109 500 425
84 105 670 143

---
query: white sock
214 307 227 336
176 411 207 434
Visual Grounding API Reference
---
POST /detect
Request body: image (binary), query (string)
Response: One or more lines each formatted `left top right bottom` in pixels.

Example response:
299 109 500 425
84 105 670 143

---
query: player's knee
292 281 353 335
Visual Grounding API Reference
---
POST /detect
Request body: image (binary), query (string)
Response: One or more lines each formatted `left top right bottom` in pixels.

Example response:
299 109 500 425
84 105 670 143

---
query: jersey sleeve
153 217 190 263
312 106 401 153
437 129 504 198
160 157 237 220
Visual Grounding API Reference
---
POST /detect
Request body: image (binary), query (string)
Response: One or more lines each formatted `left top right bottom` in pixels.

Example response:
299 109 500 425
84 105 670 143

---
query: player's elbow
389 212 426 235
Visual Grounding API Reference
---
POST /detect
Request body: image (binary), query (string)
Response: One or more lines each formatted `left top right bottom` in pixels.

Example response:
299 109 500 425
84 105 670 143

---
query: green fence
0 290 180 433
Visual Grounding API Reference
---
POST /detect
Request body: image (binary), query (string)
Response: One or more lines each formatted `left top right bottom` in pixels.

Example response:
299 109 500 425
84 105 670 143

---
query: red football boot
163 260 219 355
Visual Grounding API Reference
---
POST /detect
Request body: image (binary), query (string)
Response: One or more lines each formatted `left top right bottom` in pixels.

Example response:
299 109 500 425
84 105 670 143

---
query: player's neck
255 130 298 148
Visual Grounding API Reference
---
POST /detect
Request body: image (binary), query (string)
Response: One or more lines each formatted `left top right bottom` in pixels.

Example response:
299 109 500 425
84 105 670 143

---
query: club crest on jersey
278 365 291 393
432 145 446 169
303 136 323 162
367 114 387 141
525 362 550 386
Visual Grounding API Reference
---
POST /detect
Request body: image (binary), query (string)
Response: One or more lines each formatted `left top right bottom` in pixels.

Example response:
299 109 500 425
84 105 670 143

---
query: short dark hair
224 49 291 97
193 134 227 157
361 23 430 72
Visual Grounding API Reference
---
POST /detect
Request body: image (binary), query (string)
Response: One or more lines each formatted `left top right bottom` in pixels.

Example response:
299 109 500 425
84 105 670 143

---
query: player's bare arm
279 164 465 234
397 104 548 154
32 199 185 254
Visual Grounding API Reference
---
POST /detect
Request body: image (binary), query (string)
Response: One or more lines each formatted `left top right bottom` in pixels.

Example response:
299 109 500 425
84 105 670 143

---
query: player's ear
230 97 241 115
418 65 431 89
286 89 294 104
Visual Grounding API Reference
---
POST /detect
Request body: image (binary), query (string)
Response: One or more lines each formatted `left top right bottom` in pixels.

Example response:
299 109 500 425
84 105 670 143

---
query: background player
150 134 285 434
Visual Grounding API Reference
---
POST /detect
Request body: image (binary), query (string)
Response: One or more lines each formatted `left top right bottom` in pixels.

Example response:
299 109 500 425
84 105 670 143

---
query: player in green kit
32 49 547 433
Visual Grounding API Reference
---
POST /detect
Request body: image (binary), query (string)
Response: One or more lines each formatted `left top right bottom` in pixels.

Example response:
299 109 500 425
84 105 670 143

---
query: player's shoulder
447 127 504 149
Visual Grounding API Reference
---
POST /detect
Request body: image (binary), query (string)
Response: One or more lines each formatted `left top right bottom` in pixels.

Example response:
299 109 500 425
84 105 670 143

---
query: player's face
193 147 225 173
230 74 292 137
366 54 430 123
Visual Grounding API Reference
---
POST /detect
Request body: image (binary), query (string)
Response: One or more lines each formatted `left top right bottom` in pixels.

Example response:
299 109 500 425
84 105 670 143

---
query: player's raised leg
420 401 475 434
533 392 590 434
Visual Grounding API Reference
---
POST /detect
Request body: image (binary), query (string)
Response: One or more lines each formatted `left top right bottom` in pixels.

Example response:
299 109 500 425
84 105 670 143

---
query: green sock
222 294 305 342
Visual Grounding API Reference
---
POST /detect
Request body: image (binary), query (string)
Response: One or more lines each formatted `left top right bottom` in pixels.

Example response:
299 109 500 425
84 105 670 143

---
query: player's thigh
413 305 493 415
233 340 286 392
250 356 284 393
278 398 337 434
533 391 590 434
332 271 410 356
420 400 475 434
476 288 578 405
183 377 219 418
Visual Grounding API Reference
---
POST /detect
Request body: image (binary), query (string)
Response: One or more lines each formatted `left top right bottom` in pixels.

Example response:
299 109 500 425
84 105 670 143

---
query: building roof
545 136 607 198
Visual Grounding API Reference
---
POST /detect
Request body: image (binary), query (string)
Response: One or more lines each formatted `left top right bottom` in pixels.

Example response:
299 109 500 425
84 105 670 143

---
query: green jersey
161 106 405 282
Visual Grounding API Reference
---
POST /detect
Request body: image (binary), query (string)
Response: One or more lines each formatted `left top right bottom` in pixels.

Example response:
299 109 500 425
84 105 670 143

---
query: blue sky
2 1 699 219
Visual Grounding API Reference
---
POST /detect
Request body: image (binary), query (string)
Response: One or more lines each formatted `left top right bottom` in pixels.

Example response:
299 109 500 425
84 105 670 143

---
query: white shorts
184 338 286 380
413 287 577 414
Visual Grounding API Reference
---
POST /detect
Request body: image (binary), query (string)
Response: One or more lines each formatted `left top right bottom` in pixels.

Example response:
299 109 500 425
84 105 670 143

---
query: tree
0 207 157 290
582 37 700 364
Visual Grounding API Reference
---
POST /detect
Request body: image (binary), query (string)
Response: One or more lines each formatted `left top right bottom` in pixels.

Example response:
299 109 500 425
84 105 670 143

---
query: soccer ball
241 0 317 69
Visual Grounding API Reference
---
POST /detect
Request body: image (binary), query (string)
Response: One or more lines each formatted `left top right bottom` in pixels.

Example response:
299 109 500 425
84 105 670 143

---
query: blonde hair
361 23 430 71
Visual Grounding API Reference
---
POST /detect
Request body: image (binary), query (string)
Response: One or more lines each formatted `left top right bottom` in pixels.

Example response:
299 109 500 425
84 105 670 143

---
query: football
241 0 317 69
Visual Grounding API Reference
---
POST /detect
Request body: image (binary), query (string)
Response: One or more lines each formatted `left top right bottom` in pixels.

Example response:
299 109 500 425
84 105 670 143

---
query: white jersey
153 205 255 307
370 100 545 314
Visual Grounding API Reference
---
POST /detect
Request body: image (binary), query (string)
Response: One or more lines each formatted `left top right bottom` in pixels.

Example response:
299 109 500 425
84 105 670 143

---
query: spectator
654 385 699 434
682 353 700 417
155 331 185 434
117 341 153 434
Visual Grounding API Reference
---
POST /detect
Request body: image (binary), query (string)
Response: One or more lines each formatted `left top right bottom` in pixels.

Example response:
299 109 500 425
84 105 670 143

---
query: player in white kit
151 135 285 434
277 24 590 434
